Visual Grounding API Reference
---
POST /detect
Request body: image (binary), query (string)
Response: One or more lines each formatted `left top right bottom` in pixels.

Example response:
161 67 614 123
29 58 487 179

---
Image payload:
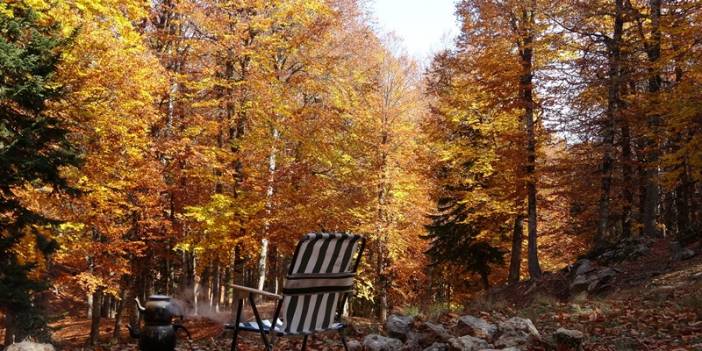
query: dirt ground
3 239 701 350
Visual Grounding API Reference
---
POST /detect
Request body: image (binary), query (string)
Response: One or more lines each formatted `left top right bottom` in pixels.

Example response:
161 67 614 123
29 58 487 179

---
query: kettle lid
148 294 171 301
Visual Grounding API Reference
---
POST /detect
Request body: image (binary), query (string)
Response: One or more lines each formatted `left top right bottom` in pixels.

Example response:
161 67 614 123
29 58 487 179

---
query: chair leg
301 335 308 351
231 298 244 351
249 293 272 351
339 330 349 351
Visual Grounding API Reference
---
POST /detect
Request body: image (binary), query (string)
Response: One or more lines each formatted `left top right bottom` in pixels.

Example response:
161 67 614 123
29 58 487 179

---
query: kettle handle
135 297 146 312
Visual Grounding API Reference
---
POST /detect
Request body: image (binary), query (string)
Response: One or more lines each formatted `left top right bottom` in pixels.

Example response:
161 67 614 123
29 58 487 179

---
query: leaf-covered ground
470 240 702 350
28 240 702 350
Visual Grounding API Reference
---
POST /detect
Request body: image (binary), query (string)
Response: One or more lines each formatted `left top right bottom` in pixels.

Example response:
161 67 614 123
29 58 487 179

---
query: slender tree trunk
480 272 490 291
88 289 103 346
212 263 221 312
642 0 662 237
621 121 633 237
203 265 212 308
112 281 128 342
227 246 236 306
508 214 524 284
677 162 691 237
375 72 393 322
598 0 624 242
193 255 199 315
130 260 145 329
621 78 636 238
88 292 93 319
258 127 279 292
518 6 542 279
257 239 269 290
101 294 111 318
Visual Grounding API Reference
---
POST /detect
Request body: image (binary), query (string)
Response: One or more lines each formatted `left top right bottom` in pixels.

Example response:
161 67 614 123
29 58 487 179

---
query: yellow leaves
0 3 14 17
11 226 50 279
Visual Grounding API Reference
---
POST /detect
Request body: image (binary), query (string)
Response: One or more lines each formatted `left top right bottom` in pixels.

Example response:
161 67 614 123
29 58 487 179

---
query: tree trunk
101 294 111 318
193 255 200 315
598 0 624 242
258 127 279 292
642 0 662 237
112 281 128 342
508 214 524 284
375 79 392 322
621 121 633 238
227 246 237 306
88 289 103 346
676 163 691 237
257 239 269 291
519 6 542 279
201 264 211 309
212 263 221 312
480 271 490 291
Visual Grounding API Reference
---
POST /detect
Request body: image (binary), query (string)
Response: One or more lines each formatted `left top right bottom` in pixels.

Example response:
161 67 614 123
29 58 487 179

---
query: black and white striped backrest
280 233 364 335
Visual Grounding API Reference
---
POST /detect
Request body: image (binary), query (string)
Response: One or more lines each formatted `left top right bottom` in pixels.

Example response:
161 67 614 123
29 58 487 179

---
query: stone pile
357 314 584 351
4 341 55 351
568 259 618 295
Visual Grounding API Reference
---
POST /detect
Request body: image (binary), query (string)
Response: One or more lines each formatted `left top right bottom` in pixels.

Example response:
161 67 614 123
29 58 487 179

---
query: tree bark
508 214 524 284
480 271 490 291
621 120 633 238
258 127 279 292
598 0 624 242
212 263 221 312
642 0 662 237
193 255 200 315
518 5 542 279
88 289 103 346
112 281 128 342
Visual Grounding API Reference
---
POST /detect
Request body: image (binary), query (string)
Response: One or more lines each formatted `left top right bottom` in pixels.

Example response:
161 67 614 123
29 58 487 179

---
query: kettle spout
127 323 140 339
134 297 146 312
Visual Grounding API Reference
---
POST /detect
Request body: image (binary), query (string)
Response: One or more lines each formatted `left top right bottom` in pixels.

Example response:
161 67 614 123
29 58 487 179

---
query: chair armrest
230 284 282 300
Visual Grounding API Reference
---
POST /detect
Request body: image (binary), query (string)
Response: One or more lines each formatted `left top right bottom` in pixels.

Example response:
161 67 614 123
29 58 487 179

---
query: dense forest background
1 0 701 347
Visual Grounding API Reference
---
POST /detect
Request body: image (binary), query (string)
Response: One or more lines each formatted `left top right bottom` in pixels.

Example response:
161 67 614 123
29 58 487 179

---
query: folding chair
225 232 366 351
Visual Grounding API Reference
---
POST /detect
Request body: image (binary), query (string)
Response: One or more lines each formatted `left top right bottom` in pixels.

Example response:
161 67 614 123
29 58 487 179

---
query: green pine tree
0 3 77 344
425 195 505 291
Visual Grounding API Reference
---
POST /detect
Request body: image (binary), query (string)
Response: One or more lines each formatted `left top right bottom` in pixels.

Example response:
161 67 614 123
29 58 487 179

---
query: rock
628 243 649 259
456 315 498 341
477 348 520 351
494 317 540 348
676 248 696 261
414 322 453 347
669 241 697 261
570 267 616 295
588 267 616 293
596 238 651 263
363 334 404 351
569 274 590 293
346 339 363 351
447 335 490 351
553 328 584 350
5 342 55 351
386 314 414 341
424 342 449 351
574 259 594 276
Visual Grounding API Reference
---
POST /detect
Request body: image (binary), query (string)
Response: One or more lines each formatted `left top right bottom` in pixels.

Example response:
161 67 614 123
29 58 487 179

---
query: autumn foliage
1 0 702 346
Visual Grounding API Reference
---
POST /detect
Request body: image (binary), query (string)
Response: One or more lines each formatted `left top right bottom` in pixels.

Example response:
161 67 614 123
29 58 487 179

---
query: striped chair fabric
279 232 363 335
233 233 364 336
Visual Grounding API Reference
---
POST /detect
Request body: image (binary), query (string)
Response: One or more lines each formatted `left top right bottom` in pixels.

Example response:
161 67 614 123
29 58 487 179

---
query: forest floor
473 238 702 350
4 239 701 350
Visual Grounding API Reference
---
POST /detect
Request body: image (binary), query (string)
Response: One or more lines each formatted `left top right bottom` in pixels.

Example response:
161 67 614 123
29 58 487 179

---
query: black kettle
128 295 191 351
